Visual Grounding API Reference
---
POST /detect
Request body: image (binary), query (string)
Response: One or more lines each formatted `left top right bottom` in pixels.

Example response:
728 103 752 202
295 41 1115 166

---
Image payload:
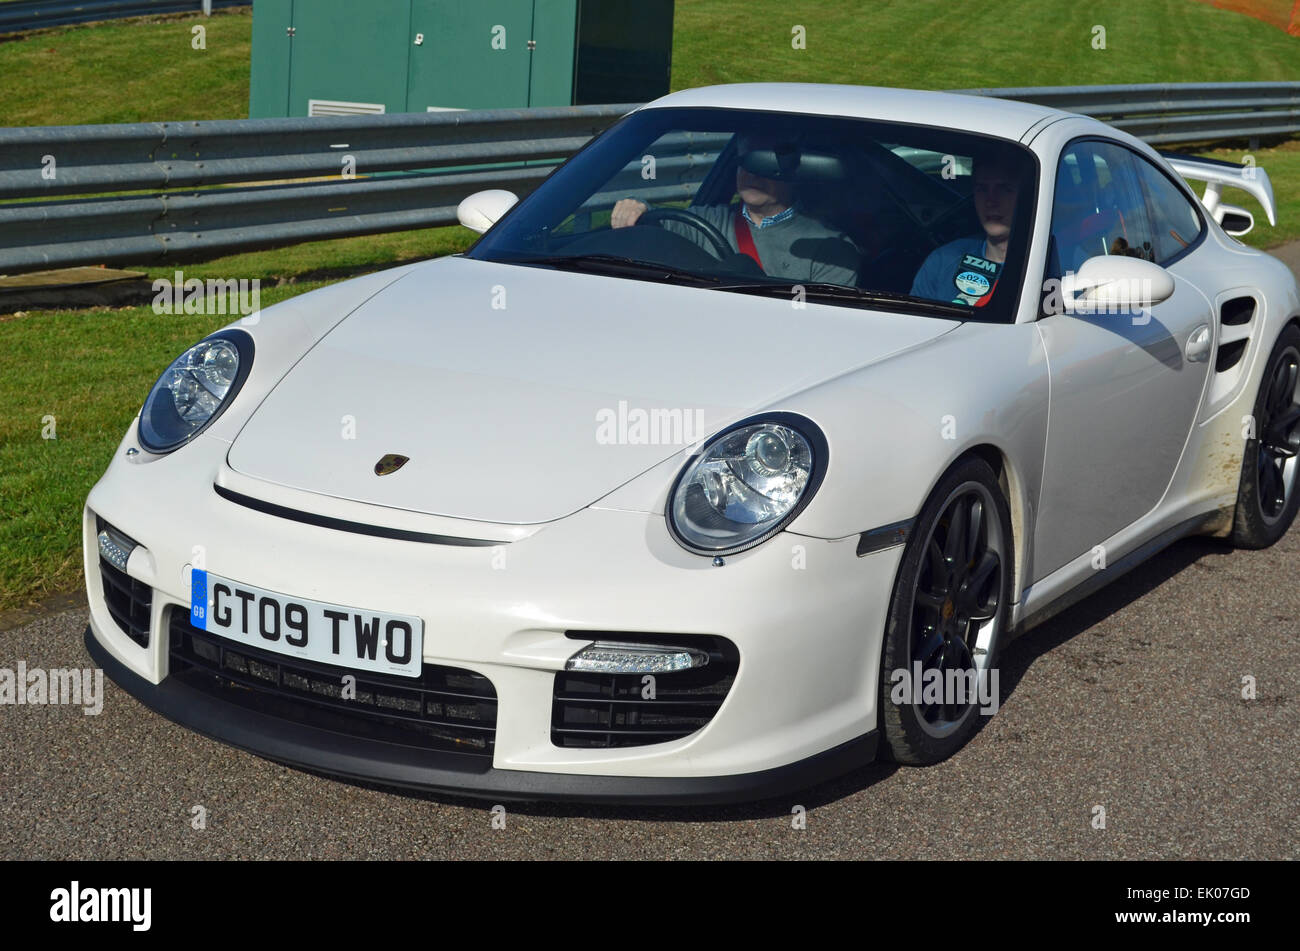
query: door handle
1186 324 1211 362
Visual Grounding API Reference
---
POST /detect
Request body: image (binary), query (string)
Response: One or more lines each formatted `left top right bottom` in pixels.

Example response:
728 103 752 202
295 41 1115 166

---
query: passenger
910 157 1020 306
611 134 860 286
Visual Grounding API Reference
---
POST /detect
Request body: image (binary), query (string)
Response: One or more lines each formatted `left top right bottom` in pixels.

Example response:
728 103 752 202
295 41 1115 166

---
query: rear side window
1134 157 1202 264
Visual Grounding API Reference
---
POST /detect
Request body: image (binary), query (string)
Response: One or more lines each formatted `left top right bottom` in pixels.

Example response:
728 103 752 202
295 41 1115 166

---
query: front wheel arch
876 454 1016 765
935 444 1028 609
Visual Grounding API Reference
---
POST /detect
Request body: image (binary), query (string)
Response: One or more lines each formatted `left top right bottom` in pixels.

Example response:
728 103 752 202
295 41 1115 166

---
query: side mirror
1217 203 1254 237
457 189 518 234
1060 254 1174 313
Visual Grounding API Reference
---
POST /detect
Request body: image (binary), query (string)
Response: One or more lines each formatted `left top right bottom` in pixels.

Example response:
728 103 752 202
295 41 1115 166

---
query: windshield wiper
500 253 724 286
710 280 970 314
497 257 974 315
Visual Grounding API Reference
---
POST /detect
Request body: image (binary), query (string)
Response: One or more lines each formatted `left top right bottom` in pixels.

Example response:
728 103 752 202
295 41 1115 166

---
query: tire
1231 324 1300 549
878 457 1014 765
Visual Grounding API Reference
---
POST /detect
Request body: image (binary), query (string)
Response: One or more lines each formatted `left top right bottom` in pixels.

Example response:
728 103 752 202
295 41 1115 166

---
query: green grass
671 0 1300 90
3 1 1299 126
137 224 479 285
3 0 1300 610
0 8 253 126
0 283 327 609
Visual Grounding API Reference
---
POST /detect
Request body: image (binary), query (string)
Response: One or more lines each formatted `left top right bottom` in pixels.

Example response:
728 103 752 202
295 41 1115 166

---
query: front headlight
138 329 254 453
668 414 827 555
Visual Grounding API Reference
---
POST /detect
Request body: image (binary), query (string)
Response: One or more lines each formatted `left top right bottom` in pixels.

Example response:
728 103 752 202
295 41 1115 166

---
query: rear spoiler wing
1160 151 1276 228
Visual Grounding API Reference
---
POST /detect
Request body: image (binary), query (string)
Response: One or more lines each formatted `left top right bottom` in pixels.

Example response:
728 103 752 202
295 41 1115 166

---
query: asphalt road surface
5 244 1300 861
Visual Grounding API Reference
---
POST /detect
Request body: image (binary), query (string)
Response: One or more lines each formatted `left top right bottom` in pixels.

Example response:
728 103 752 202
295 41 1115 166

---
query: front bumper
86 625 876 804
84 431 901 803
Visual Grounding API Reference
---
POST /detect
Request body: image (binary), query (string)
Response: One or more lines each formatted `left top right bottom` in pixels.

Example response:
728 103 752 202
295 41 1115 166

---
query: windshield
468 106 1037 322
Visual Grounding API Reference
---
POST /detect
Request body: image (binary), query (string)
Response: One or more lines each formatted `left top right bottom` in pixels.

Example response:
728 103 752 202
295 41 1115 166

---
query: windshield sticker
952 255 1000 305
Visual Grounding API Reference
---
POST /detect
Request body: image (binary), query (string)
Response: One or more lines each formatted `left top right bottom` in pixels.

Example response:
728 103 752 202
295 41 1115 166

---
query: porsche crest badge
374 453 410 476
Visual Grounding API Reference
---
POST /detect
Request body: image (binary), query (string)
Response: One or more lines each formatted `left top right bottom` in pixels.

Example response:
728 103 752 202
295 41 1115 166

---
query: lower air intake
168 611 498 757
96 518 150 647
552 634 738 748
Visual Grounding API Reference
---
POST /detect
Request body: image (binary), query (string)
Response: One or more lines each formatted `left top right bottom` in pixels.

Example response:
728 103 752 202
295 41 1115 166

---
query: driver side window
1050 141 1156 279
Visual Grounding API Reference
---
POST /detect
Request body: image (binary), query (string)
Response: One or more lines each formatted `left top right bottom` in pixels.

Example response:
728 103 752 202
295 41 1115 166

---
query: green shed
249 0 675 118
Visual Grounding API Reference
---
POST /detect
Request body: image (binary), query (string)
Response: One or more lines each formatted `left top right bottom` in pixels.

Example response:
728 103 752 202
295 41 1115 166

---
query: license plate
189 570 424 678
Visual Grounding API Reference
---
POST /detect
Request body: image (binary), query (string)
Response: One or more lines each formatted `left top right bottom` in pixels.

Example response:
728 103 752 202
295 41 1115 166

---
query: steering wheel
638 207 734 261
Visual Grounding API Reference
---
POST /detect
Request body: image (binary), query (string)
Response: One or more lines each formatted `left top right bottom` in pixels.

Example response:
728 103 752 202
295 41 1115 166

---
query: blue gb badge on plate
190 568 208 630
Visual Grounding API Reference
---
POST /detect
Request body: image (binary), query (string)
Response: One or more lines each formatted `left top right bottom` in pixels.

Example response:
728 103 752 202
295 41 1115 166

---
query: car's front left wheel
877 456 1013 765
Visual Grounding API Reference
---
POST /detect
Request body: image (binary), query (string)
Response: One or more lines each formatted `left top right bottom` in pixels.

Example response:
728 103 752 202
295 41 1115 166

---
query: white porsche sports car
84 84 1299 803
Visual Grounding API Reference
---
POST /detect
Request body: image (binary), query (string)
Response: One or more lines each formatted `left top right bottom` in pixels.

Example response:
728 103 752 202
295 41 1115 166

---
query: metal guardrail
954 82 1300 145
0 108 636 199
0 105 636 272
1 83 1296 275
0 0 247 34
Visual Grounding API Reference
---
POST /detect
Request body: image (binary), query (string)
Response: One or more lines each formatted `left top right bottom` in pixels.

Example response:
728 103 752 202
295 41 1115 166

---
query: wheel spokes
948 633 974 671
963 497 983 566
1264 404 1300 455
942 495 969 566
952 549 1000 621
943 639 974 721
915 589 947 614
915 627 944 666
925 538 947 589
905 485 1004 729
1267 358 1298 415
1259 452 1286 515
968 548 999 594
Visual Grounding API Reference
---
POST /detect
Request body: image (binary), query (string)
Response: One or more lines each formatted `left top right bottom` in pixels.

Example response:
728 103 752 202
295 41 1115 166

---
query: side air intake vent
1220 296 1255 327
1216 338 1248 373
1215 295 1256 373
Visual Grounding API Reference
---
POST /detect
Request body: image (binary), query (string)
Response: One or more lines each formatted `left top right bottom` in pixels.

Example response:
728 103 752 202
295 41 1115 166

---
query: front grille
97 518 151 647
551 634 739 749
168 612 498 757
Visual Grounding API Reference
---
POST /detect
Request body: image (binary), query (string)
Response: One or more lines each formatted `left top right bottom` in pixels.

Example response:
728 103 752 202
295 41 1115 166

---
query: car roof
639 83 1070 142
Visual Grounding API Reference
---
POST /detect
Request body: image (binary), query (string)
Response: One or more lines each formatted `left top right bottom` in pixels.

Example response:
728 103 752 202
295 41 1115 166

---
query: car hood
227 256 958 524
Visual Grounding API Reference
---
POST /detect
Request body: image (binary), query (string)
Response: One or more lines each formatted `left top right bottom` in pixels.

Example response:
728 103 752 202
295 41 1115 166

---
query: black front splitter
86 626 878 806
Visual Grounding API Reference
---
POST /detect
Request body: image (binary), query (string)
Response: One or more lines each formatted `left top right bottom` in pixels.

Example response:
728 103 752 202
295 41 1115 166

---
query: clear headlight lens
669 417 823 555
138 331 252 453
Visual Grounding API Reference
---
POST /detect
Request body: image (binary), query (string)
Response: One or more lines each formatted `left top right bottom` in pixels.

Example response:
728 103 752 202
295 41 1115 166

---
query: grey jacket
663 203 860 286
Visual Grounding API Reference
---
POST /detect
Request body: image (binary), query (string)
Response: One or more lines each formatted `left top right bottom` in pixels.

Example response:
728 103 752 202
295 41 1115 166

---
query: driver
909 156 1020 307
609 134 860 286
